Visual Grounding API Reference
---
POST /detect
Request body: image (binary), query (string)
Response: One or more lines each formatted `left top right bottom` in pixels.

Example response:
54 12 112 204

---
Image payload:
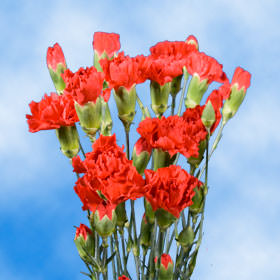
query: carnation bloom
154 254 173 269
186 51 226 84
62 66 109 105
46 43 66 71
74 224 92 241
137 114 207 159
26 92 78 132
144 165 202 218
100 52 147 91
93 32 121 57
73 134 145 211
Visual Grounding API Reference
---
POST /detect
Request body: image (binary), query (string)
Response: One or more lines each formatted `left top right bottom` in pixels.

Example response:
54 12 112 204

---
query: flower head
26 92 78 132
46 43 66 71
93 32 121 57
231 66 251 91
74 224 92 241
144 165 202 218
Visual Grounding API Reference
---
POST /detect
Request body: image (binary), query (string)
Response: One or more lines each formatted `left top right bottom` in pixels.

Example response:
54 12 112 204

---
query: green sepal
140 215 153 249
48 63 66 95
150 81 171 117
153 149 176 171
222 84 246 125
190 185 206 215
132 147 151 175
155 208 176 230
74 233 95 263
144 199 155 224
115 202 128 228
158 261 174 280
100 100 113 136
187 140 206 168
75 97 102 141
55 125 79 159
185 74 208 108
113 86 136 131
170 75 183 97
201 101 216 130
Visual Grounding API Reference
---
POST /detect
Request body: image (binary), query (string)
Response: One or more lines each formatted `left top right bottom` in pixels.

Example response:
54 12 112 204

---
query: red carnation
74 224 92 241
185 35 199 50
46 43 66 71
100 52 147 91
93 32 121 57
26 92 78 133
231 66 251 91
62 66 109 105
137 115 207 158
73 134 145 211
154 253 173 269
144 166 202 218
186 51 227 84
118 276 130 280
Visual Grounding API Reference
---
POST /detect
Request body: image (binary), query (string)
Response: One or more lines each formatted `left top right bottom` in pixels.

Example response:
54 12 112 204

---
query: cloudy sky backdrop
1 0 280 279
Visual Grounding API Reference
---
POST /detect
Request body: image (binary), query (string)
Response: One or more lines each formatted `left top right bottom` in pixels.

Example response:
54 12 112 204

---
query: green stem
125 129 130 160
181 211 186 228
155 229 165 279
102 238 108 280
148 220 157 280
110 236 117 280
165 227 175 254
120 232 129 275
171 96 176 116
141 250 147 280
78 138 86 159
113 231 122 276
95 232 100 280
136 94 151 118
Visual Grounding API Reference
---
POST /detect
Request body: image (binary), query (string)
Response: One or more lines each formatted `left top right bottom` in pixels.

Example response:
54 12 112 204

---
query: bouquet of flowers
26 32 251 280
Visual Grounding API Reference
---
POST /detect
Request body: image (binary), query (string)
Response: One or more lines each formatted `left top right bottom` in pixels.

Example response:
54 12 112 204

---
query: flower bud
155 208 176 230
46 43 66 95
154 254 174 280
115 202 128 228
186 35 199 50
222 67 251 125
113 86 136 131
118 276 130 280
185 74 208 108
177 225 195 249
170 75 182 97
92 201 117 238
100 100 113 136
74 224 95 262
150 80 171 117
140 214 153 249
74 97 102 142
132 137 152 175
55 125 79 158
144 198 155 224
201 101 216 132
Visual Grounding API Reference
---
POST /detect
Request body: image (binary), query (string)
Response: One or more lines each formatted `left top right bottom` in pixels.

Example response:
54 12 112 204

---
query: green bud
155 208 176 230
185 74 208 108
140 214 153 249
75 97 102 142
177 225 195 249
170 75 183 97
201 101 216 131
132 243 140 257
150 81 171 117
113 86 136 131
189 186 205 215
55 125 79 159
222 84 246 125
144 199 155 224
155 254 174 280
115 202 128 228
92 208 117 238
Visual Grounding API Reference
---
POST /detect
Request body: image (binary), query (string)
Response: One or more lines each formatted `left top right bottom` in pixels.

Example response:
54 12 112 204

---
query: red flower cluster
93 32 121 57
62 66 109 105
26 92 78 132
144 165 202 218
73 134 145 212
137 113 207 158
74 224 92 241
46 43 66 71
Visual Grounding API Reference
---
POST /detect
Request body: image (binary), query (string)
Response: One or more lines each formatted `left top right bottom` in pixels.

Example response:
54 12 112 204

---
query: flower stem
113 231 123 276
177 75 188 116
110 236 117 280
171 96 176 116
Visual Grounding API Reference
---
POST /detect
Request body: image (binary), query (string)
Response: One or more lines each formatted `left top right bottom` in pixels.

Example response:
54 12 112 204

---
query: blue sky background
1 0 280 279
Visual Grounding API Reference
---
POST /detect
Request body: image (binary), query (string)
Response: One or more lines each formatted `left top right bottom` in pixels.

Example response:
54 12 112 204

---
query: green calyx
74 232 95 263
222 84 246 125
150 81 171 117
144 199 155 224
185 74 208 108
100 100 113 136
153 149 176 171
48 63 66 95
155 208 176 230
75 97 102 142
201 101 216 130
55 125 80 159
115 202 128 228
189 185 206 215
158 261 174 280
132 147 151 175
113 86 136 131
170 75 183 97
177 225 195 249
140 215 153 249
92 209 117 238
188 140 206 168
